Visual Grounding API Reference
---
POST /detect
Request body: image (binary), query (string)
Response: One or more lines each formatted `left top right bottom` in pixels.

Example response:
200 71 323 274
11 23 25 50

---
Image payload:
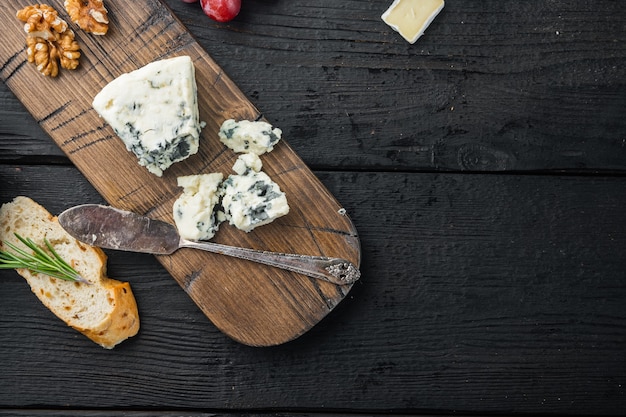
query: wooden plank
0 412 454 417
1 165 625 414
166 0 626 172
0 0 360 346
3 1 626 172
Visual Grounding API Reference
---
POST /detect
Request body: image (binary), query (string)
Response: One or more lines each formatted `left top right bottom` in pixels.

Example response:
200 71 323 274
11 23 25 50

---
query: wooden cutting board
0 0 360 346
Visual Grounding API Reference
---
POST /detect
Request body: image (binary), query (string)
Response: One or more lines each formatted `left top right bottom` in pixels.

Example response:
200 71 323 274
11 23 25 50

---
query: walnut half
16 4 68 40
16 4 81 77
65 0 109 36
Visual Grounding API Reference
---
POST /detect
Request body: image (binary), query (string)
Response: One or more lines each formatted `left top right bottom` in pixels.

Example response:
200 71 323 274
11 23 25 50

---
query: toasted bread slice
0 196 139 349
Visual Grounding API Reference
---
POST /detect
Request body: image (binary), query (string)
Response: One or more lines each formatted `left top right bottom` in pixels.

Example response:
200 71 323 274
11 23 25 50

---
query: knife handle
180 239 360 285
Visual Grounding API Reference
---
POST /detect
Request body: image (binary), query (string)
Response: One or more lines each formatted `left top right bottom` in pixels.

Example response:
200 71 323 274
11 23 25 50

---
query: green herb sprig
0 233 89 284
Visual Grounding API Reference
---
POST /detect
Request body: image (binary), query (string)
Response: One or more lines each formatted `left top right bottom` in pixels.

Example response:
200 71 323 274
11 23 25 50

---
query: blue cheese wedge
173 173 224 241
92 56 202 177
220 154 289 232
382 0 444 44
218 119 282 155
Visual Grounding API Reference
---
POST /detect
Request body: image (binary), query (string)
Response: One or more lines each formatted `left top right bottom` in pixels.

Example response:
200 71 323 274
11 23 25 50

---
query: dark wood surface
1 0 625 415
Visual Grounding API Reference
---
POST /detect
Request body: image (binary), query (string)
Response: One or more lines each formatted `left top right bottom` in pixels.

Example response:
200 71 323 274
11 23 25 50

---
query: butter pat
382 0 444 44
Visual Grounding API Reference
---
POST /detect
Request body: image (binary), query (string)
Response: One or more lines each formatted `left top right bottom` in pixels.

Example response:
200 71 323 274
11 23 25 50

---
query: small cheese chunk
220 160 289 233
382 0 444 44
232 153 263 175
173 173 223 241
92 56 202 176
218 119 282 155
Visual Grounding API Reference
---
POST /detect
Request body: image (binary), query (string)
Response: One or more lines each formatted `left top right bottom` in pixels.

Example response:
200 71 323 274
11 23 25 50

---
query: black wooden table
1 1 625 415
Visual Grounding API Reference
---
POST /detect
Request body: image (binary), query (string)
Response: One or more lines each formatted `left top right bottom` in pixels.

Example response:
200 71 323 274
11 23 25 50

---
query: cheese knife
58 204 360 285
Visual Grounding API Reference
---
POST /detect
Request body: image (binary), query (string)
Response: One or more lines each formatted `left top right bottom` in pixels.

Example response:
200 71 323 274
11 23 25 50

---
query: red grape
200 0 241 22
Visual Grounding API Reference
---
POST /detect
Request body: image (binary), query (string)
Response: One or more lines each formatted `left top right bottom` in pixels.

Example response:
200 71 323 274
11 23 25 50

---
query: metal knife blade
58 204 180 254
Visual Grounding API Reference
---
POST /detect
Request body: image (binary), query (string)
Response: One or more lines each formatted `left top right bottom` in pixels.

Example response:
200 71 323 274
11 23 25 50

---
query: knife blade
58 204 179 254
58 204 360 285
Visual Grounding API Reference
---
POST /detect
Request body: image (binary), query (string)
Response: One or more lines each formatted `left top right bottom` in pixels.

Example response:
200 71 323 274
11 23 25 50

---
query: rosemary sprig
0 233 89 284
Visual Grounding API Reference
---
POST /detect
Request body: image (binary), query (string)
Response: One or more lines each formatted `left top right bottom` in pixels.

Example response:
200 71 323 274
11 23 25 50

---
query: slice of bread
0 196 139 349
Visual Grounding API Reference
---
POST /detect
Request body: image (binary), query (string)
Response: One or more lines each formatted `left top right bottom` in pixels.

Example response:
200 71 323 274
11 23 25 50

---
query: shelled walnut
16 4 81 77
64 0 109 35
17 4 68 40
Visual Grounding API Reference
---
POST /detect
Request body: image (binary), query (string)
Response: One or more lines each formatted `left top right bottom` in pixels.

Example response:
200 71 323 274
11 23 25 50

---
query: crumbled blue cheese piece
92 56 202 177
218 119 282 155
232 152 263 175
382 0 444 44
220 155 289 232
173 173 224 241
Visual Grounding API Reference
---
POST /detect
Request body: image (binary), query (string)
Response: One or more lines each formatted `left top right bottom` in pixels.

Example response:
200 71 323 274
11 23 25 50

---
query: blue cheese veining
220 153 289 232
173 173 224 241
92 56 202 176
218 119 282 155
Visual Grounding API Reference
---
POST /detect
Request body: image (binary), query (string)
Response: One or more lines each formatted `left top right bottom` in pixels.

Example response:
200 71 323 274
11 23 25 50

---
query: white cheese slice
92 56 202 177
218 119 282 155
173 173 223 241
220 156 289 232
382 0 444 44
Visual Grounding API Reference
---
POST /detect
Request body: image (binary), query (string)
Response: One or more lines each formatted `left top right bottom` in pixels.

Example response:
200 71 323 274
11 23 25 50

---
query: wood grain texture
2 0 625 173
165 0 626 173
0 165 625 414
1 0 625 415
0 0 360 346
